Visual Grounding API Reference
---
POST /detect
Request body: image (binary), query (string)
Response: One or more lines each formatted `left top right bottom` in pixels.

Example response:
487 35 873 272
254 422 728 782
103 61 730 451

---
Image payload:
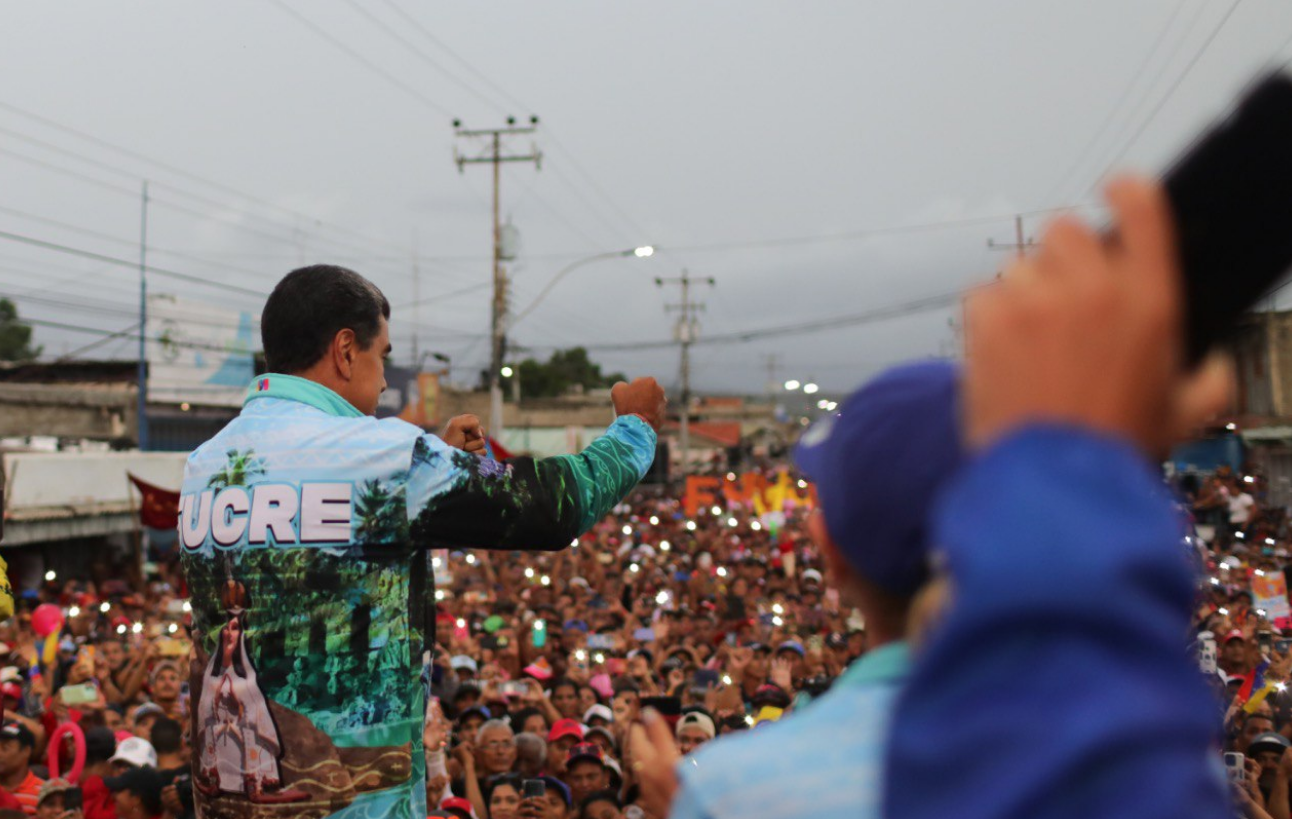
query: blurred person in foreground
629 357 963 817
881 178 1234 817
178 265 664 819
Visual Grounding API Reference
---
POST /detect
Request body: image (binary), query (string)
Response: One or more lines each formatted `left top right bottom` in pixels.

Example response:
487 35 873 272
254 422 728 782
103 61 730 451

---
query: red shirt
7 770 44 816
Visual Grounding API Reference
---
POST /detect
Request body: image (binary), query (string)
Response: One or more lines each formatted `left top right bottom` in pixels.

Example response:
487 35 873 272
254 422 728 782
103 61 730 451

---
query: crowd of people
0 464 862 819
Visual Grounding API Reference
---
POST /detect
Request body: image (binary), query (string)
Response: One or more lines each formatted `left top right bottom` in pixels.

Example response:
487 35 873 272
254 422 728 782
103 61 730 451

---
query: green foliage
0 298 42 362
516 346 627 399
354 479 409 545
207 449 267 489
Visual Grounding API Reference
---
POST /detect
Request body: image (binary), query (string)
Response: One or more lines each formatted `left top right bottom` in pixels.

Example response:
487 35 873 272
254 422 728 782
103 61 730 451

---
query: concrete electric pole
656 270 714 479
454 116 541 439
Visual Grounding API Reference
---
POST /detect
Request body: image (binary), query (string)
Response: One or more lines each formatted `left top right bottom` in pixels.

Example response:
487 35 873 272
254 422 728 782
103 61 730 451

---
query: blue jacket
885 427 1227 818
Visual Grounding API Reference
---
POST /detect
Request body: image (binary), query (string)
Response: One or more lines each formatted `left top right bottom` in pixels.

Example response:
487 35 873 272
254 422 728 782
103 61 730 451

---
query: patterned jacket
178 373 655 819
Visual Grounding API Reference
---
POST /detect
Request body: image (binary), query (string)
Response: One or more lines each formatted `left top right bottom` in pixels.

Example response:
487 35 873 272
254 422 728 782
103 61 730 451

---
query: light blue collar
243 373 364 418
837 640 910 688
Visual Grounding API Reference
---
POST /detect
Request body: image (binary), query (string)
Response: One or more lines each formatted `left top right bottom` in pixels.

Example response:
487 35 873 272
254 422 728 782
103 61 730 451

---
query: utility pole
137 180 149 452
656 270 714 479
987 215 1037 263
761 354 779 401
454 116 541 439
411 232 420 368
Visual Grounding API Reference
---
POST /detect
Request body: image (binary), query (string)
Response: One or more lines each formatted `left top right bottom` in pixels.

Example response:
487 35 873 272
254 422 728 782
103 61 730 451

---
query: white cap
110 736 157 768
450 655 478 673
801 568 823 584
583 704 614 725
0 667 21 685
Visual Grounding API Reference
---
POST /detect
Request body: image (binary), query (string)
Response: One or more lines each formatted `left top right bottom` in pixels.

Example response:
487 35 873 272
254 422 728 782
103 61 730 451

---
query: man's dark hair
150 717 182 755
580 790 621 818
261 265 391 374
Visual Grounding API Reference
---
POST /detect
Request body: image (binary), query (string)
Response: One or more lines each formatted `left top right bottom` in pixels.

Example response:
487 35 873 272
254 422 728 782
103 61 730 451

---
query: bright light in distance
722 675 732 686
182 601 192 613
634 245 655 258
1267 538 1277 546
500 366 514 378
167 623 178 634
541 575 551 586
131 622 143 634
1210 577 1221 585
534 620 546 631
1236 532 1246 539
660 540 671 552
1227 423 1238 431
575 649 587 661
44 571 56 582
432 557 442 568
116 625 126 635
1257 569 1267 577
826 401 838 411
623 525 633 536
726 472 736 481
465 554 476 565
797 480 807 489
1281 682 1289 693
686 521 697 531
751 521 762 531
772 603 784 615
803 383 819 395
1219 607 1230 615
772 616 783 627
435 590 446 601
100 602 111 613
525 567 535 578
784 379 801 391
656 590 670 605
594 652 606 664
817 399 829 410
630 564 640 573
1246 476 1257 484
1258 609 1268 617
711 505 723 516
716 567 728 578
68 606 80 618
745 715 756 726
727 517 738 528
571 539 579 548
456 618 466 628
649 516 660 526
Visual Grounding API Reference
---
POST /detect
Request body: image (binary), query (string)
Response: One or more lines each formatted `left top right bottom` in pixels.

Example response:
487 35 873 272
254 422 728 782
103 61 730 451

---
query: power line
1099 0 1246 173
266 0 454 120
1040 0 1193 205
0 228 269 298
0 103 416 260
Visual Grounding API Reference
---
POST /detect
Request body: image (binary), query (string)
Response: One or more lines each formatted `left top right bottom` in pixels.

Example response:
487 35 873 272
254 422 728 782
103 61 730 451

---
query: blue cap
539 776 572 806
793 360 962 596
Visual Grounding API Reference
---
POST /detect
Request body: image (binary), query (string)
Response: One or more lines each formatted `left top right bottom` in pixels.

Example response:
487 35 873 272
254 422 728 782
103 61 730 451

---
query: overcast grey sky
2 0 1290 396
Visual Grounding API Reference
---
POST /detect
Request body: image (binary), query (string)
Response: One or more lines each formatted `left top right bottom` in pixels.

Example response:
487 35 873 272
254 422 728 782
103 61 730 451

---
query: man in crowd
0 724 43 815
177 265 664 818
564 743 611 807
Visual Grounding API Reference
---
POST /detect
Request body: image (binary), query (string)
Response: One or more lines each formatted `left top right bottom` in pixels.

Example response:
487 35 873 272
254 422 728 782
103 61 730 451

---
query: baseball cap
1224 629 1246 644
0 683 21 701
104 767 165 814
450 656 478 674
548 718 584 744
539 776 572 807
675 711 716 740
0 722 34 748
801 569 823 585
1251 731 1292 756
566 742 605 767
793 360 962 596
564 619 589 633
776 640 805 658
0 667 21 685
133 702 165 721
583 704 613 725
36 779 78 807
457 705 491 723
439 797 475 819
110 736 157 768
585 726 616 749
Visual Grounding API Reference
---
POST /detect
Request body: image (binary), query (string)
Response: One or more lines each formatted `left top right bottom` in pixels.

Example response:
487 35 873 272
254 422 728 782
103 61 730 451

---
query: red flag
128 473 180 530
486 436 513 460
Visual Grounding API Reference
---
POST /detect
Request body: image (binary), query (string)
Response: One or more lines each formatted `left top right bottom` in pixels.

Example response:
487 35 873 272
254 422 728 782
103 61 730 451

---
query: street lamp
784 379 801 391
803 382 820 395
500 365 514 378
511 247 655 327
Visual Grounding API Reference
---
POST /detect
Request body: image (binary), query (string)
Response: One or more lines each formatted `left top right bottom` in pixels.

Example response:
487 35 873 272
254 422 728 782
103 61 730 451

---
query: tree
515 347 626 399
207 449 267 489
0 298 41 362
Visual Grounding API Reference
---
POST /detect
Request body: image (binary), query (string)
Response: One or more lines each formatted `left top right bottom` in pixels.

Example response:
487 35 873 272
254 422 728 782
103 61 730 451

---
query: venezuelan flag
1236 658 1271 706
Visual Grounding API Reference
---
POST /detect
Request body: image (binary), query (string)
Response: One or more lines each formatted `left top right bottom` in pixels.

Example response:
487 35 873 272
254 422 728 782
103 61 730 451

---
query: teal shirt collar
837 640 911 688
244 373 364 418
